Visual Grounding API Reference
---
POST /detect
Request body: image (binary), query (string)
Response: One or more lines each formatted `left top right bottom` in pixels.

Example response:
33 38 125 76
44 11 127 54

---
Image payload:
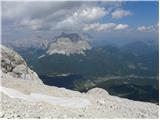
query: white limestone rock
1 44 42 84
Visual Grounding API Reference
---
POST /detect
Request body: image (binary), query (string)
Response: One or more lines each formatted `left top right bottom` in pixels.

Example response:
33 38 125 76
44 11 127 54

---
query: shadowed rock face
56 32 82 42
1 45 42 84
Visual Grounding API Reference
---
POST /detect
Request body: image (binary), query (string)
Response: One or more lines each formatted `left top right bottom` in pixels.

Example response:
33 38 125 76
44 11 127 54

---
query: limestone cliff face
0 45 159 119
1 45 42 84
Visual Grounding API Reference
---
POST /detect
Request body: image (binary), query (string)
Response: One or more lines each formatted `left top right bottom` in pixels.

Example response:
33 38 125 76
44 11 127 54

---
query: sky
1 1 159 47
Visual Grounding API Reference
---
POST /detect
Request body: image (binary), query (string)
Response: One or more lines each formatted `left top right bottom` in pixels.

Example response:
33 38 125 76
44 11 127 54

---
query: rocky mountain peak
47 33 91 56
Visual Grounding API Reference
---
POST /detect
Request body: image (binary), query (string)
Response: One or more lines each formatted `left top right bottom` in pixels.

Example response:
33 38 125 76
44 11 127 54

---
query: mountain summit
55 32 83 42
47 33 91 56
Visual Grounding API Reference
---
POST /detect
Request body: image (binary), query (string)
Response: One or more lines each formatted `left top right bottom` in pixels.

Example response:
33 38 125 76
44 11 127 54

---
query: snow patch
0 86 91 108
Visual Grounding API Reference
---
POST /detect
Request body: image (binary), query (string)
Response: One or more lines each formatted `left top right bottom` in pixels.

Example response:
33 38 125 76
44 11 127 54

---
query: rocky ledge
0 45 159 118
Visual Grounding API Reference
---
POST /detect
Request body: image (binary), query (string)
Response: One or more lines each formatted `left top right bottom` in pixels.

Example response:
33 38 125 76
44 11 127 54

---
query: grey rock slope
0 45 159 119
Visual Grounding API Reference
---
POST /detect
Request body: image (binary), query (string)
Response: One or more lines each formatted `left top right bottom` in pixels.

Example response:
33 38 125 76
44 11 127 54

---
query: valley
39 74 159 104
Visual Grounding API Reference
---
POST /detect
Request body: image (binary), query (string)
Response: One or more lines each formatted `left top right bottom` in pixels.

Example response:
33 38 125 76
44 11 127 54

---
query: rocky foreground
0 45 159 118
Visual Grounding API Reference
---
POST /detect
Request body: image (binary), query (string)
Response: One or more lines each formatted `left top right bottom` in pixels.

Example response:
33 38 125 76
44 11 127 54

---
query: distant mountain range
11 33 158 78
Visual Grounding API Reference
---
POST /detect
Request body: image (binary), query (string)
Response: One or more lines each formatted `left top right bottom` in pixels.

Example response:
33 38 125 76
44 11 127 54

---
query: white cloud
112 9 132 19
114 24 128 30
83 23 128 31
137 24 158 32
55 6 108 30
74 7 107 21
137 26 146 32
83 23 115 31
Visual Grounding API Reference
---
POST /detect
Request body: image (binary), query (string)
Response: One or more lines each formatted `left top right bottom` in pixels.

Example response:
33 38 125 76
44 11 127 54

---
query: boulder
87 87 109 97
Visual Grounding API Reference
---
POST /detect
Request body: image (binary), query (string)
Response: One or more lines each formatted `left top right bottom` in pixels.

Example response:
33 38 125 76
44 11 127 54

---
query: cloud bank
2 1 131 32
83 23 128 31
137 24 158 32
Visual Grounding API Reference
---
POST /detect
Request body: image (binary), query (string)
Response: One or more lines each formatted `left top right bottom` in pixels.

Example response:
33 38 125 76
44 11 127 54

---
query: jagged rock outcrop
1 45 42 84
0 45 159 118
